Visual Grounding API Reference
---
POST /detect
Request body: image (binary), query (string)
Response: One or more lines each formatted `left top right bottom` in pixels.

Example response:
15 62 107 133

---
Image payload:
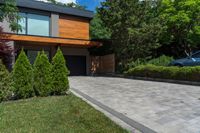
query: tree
66 2 86 10
0 60 13 102
33 51 52 96
0 0 21 31
0 0 21 67
98 0 163 71
90 13 111 40
46 0 86 10
12 50 34 99
51 48 69 95
159 0 200 57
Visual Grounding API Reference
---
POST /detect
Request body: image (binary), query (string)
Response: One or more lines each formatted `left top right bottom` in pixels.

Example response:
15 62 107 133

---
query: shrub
12 49 34 99
0 60 13 102
125 55 173 70
125 65 200 82
126 58 146 70
33 51 52 96
147 55 174 66
51 48 69 95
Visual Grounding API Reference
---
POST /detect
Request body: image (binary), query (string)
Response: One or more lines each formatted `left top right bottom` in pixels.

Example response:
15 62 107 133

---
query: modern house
0 0 110 75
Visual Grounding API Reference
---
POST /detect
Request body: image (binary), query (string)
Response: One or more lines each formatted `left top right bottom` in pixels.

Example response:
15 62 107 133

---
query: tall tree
90 13 111 40
46 0 86 10
98 0 163 70
0 0 20 31
0 0 20 67
159 0 200 57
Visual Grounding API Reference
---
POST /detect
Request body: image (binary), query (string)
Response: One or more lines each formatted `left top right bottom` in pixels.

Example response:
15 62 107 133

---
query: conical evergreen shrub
12 49 34 99
51 48 69 95
33 51 52 96
0 60 13 102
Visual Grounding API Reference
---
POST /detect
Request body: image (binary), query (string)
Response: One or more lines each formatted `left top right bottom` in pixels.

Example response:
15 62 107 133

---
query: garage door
65 55 86 76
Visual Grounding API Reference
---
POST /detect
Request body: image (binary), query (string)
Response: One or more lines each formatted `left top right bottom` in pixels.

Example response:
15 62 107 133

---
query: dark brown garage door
65 55 86 76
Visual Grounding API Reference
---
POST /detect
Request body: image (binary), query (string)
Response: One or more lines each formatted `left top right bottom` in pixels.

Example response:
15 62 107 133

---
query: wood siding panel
59 15 90 40
91 54 115 74
1 34 101 47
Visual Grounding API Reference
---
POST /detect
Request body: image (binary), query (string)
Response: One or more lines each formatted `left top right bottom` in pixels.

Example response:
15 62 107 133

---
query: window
27 50 50 64
192 53 200 58
18 13 26 34
18 13 50 36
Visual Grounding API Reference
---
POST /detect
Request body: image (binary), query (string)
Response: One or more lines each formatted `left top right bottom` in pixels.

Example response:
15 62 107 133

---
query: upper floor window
18 13 50 36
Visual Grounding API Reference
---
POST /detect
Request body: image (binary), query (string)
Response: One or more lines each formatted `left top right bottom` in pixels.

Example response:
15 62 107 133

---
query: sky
77 0 104 11
41 0 104 11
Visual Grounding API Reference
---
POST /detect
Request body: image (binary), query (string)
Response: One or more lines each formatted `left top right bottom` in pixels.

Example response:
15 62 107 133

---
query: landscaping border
71 87 156 133
97 73 200 86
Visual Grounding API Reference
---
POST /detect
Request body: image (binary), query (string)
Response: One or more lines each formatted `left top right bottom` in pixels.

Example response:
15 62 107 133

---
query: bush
125 64 200 82
126 58 146 70
0 60 13 102
33 51 52 96
147 55 174 66
125 55 174 70
51 48 69 95
12 49 34 99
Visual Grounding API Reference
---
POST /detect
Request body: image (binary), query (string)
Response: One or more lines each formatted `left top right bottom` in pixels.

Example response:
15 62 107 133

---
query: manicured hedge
33 51 52 96
12 50 34 99
51 48 70 95
125 64 200 82
1 48 70 101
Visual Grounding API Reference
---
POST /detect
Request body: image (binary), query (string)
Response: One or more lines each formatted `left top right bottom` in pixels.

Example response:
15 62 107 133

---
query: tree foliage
12 50 34 99
0 60 13 102
159 0 200 57
46 0 86 10
90 14 111 40
0 0 21 31
98 0 163 70
33 51 52 96
51 48 69 95
0 0 21 67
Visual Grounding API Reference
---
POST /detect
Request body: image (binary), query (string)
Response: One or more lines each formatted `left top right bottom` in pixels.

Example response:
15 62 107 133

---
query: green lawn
0 94 128 133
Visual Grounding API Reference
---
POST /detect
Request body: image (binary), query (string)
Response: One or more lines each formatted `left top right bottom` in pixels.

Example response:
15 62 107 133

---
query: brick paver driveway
69 76 200 133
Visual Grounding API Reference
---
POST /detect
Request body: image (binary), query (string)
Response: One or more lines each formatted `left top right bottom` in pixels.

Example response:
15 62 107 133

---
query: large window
18 13 26 34
27 50 50 64
18 13 50 36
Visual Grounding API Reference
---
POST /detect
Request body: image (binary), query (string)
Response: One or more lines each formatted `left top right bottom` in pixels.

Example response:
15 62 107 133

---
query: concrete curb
96 74 200 87
71 87 157 133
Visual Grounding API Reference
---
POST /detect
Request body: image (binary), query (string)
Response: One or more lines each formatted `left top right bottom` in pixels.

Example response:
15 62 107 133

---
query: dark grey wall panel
0 0 93 19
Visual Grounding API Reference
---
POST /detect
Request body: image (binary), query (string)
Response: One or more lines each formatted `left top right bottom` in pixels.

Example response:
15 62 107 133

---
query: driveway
69 76 200 133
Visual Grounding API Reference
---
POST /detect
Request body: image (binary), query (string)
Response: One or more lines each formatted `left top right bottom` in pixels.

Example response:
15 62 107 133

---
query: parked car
169 51 200 67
